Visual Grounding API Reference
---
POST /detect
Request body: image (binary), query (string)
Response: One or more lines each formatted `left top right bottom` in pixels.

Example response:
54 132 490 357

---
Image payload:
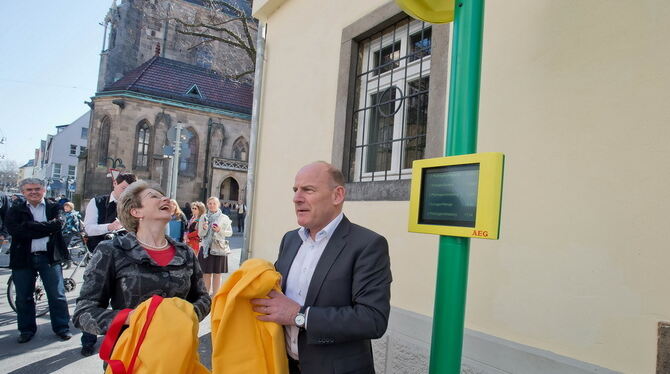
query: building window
232 137 248 161
53 163 62 178
134 121 151 169
81 127 88 139
69 145 77 156
348 19 431 182
98 117 111 166
179 128 198 177
333 5 449 201
80 146 87 154
68 165 76 177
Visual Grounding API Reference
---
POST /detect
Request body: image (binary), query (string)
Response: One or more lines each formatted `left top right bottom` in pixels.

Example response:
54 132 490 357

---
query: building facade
33 112 90 199
79 55 252 206
249 0 670 373
17 160 35 182
98 0 255 90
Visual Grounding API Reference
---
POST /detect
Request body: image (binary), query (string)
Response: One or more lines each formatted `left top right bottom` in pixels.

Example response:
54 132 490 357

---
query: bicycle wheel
7 275 50 317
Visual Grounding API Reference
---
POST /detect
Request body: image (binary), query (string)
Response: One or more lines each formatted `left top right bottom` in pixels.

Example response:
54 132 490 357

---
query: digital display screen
418 163 480 227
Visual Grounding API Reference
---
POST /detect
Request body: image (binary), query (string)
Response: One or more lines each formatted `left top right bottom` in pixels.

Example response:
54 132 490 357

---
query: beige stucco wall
251 0 670 372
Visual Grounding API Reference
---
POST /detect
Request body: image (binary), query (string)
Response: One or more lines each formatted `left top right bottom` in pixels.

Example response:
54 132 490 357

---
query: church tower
96 0 255 91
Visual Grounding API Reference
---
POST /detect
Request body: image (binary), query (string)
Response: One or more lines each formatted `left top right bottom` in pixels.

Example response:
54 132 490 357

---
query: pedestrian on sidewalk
167 199 187 242
235 200 246 233
197 197 232 295
185 201 205 255
6 178 72 344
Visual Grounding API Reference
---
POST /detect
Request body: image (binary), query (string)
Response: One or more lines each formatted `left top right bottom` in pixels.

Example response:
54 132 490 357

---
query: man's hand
107 220 123 232
251 290 301 325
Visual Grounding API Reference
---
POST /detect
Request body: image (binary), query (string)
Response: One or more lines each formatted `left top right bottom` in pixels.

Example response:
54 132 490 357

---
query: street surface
0 234 244 373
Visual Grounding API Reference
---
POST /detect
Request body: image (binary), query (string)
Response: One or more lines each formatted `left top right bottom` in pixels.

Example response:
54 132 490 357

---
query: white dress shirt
27 199 49 253
284 212 344 360
83 194 118 236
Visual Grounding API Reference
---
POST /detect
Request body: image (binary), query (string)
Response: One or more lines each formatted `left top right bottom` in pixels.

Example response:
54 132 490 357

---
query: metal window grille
347 17 432 182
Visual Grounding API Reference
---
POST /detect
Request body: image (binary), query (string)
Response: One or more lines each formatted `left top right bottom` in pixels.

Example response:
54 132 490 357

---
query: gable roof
101 56 253 115
20 159 35 168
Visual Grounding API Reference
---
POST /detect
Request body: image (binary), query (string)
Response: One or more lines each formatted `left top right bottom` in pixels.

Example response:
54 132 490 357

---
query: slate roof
101 56 253 115
20 159 35 168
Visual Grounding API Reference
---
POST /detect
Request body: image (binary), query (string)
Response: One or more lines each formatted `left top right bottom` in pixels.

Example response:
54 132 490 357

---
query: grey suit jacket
275 215 392 374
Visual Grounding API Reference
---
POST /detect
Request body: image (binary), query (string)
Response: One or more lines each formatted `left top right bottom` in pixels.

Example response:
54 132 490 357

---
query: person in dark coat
6 178 72 344
251 162 392 374
73 181 210 337
79 172 137 356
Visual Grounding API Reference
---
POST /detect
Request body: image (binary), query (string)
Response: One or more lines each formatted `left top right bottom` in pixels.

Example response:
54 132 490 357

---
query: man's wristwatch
294 312 306 329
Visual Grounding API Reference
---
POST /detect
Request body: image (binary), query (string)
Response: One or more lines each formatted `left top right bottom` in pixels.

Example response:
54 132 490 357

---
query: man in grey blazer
252 161 392 374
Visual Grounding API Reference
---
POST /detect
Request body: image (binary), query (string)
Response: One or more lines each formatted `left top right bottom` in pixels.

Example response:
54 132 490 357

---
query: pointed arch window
179 128 198 177
232 137 248 161
135 121 151 169
97 117 111 166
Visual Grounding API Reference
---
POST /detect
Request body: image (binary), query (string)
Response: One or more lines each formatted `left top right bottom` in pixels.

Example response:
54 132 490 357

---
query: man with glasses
6 178 72 344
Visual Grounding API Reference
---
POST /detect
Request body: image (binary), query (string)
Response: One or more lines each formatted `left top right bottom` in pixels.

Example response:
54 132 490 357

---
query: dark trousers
81 331 97 347
288 356 301 374
12 253 70 335
237 213 245 232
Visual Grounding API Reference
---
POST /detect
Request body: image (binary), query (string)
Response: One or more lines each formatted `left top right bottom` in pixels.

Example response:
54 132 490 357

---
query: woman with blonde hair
73 180 210 338
167 199 187 242
185 201 206 254
197 196 233 295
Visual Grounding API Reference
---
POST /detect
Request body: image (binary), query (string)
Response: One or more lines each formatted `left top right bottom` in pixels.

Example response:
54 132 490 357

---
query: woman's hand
202 223 209 231
124 309 135 325
212 224 221 233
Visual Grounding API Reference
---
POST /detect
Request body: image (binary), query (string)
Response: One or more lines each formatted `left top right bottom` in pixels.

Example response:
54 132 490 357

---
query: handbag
209 237 231 256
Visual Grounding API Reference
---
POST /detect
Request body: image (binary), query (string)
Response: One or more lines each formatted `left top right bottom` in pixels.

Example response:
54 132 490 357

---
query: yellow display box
408 152 504 239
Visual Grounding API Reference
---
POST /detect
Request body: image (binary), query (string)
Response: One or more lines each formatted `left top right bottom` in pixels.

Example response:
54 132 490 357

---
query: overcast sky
0 1 111 167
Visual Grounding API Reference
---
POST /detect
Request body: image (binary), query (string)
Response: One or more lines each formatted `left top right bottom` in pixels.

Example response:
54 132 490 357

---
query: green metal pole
429 1 485 373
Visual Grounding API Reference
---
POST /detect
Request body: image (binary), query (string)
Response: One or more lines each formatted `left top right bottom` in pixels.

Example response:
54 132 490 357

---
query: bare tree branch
158 0 257 81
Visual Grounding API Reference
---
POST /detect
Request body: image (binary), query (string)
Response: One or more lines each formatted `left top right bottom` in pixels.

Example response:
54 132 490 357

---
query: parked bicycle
6 273 50 317
5 228 123 316
6 235 93 316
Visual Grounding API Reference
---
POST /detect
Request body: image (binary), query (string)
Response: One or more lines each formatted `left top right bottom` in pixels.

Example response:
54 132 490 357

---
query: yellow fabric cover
105 297 210 374
211 258 288 374
395 0 455 23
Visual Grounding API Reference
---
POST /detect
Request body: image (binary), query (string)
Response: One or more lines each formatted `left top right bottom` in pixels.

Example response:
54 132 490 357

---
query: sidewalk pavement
0 233 244 373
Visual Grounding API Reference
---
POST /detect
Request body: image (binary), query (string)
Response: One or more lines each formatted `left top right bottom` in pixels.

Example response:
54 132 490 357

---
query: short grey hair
19 178 46 190
117 180 165 233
